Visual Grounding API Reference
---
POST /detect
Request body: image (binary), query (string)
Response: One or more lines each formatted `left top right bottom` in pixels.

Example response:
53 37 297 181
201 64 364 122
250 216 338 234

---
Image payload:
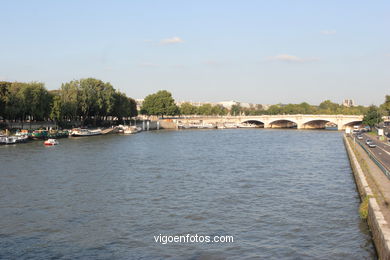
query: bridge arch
301 119 338 130
342 120 363 130
241 119 265 127
268 119 298 129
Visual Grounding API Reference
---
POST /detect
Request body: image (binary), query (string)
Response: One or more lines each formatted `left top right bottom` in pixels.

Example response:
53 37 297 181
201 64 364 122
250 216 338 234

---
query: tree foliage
380 95 390 116
179 103 228 116
141 90 179 116
0 81 11 119
0 81 51 121
0 79 138 127
230 100 368 116
179 102 198 115
363 105 383 127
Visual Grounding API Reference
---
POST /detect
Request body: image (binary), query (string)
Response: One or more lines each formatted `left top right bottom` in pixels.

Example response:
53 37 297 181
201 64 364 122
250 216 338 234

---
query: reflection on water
0 129 376 259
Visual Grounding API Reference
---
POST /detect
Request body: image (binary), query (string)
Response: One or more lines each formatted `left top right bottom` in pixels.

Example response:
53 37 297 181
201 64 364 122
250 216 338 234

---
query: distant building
175 100 270 110
342 99 355 107
176 101 210 107
135 99 144 110
217 100 240 109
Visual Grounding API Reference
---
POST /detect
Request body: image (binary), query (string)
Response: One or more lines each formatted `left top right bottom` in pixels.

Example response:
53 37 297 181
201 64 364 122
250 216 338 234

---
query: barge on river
70 128 102 137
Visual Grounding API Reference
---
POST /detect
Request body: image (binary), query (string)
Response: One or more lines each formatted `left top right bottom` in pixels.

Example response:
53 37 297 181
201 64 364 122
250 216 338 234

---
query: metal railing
351 136 390 179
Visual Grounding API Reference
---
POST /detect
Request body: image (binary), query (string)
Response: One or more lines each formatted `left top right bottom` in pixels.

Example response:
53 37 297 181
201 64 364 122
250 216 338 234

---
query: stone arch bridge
177 114 363 130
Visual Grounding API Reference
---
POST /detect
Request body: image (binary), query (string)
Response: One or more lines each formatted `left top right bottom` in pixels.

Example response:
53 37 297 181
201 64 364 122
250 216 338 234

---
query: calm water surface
0 129 376 259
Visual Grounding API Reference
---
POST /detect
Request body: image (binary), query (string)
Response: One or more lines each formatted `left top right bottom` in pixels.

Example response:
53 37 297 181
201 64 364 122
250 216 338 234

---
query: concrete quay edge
344 135 390 260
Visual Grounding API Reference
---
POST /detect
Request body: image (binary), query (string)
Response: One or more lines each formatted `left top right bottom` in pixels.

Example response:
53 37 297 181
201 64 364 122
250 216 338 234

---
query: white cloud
172 64 186 68
204 60 220 65
267 54 319 63
204 60 224 67
321 30 336 35
139 62 159 68
160 36 184 45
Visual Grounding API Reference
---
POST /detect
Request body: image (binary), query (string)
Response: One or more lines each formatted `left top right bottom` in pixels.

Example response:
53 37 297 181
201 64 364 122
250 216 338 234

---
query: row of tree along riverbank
141 91 387 117
1 78 389 129
0 79 137 128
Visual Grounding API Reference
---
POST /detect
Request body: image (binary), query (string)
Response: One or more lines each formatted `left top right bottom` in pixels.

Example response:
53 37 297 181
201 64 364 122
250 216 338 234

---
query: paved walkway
347 136 390 224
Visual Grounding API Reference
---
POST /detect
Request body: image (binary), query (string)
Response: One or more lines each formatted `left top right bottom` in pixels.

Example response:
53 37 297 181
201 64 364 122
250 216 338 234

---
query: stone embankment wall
5 121 56 129
157 119 177 129
344 135 390 259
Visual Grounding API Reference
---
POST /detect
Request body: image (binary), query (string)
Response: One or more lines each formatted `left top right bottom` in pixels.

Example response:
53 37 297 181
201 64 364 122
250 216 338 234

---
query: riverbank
344 134 390 259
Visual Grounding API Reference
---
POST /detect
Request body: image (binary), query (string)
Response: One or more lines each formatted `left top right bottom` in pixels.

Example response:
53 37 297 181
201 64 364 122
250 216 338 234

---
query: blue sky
0 0 389 105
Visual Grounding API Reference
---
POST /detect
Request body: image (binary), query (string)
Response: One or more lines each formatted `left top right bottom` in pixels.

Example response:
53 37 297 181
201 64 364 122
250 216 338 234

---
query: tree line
1 81 389 128
146 98 378 117
140 91 390 128
0 78 137 127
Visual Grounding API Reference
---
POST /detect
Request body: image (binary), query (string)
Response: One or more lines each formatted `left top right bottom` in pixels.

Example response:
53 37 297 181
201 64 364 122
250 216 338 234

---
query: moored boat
0 135 14 145
32 130 48 140
217 123 239 129
15 129 31 138
16 135 29 143
48 130 69 138
44 139 59 145
178 123 217 129
123 126 142 134
0 135 24 145
238 123 258 128
70 128 102 137
197 123 216 129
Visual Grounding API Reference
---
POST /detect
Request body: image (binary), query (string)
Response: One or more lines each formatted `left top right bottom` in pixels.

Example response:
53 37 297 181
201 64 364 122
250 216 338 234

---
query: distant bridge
175 114 364 130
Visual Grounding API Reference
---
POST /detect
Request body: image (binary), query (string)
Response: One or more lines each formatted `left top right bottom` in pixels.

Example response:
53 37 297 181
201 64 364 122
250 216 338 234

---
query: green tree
50 95 62 122
0 81 11 119
266 104 282 115
380 95 390 116
211 104 228 116
112 91 138 122
29 82 51 121
141 90 179 116
198 104 213 115
230 104 242 116
60 81 79 121
5 82 24 121
318 100 340 114
363 105 383 127
180 102 198 115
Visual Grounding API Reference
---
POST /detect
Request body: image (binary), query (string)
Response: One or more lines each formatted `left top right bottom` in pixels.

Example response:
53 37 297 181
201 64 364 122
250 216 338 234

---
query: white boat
16 135 29 143
70 128 102 137
44 139 59 146
0 135 18 145
218 123 239 129
198 123 216 129
178 123 216 129
117 125 124 133
238 123 258 128
123 126 142 134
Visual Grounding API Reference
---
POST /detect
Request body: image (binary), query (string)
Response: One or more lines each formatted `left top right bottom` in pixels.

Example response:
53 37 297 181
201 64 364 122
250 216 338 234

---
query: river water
0 129 376 259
